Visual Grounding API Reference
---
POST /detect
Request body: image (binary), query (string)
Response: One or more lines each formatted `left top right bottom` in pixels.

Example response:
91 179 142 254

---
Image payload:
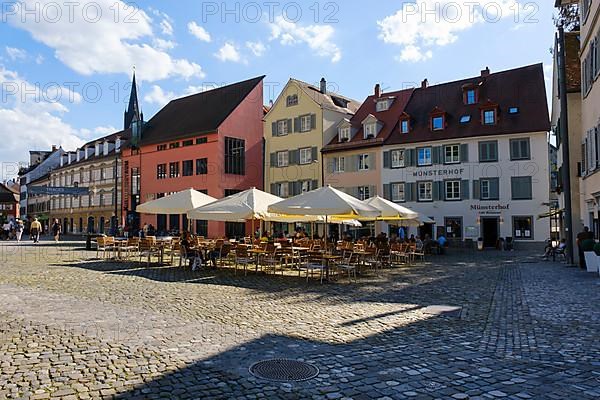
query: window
511 176 532 200
432 116 444 131
359 154 370 170
299 148 312 165
182 160 194 176
277 151 289 167
445 180 461 201
157 144 167 151
480 178 499 200
445 217 463 239
401 119 409 134
417 147 432 166
277 120 289 136
169 162 179 178
391 149 405 168
510 138 530 160
483 109 496 125
157 164 167 180
275 183 289 197
358 186 371 200
466 89 476 104
300 115 312 132
460 115 471 123
513 216 533 239
182 139 194 147
196 158 208 175
196 219 208 237
196 137 207 145
169 142 180 149
508 107 519 114
444 145 460 164
301 180 313 193
286 94 298 107
334 156 345 173
376 99 389 112
225 137 245 175
364 123 376 138
418 181 433 201
479 141 498 162
391 183 405 202
131 168 140 195
339 126 350 141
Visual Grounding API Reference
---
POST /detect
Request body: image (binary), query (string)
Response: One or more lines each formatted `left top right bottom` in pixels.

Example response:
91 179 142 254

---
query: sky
0 0 557 179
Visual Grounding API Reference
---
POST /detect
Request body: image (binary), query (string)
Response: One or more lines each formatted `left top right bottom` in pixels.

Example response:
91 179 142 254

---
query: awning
537 209 563 219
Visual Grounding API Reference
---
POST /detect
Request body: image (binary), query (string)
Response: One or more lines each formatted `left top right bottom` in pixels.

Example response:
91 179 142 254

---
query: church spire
124 70 141 130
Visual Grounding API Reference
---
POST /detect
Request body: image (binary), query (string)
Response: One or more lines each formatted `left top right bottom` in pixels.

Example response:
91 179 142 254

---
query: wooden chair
234 245 252 276
138 238 160 267
96 236 114 259
334 251 358 283
301 252 326 283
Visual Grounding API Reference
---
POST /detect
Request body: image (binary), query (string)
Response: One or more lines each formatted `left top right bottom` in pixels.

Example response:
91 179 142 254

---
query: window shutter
432 146 441 164
370 185 376 198
407 149 416 166
479 142 487 161
270 153 277 168
368 153 376 170
288 118 293 133
311 114 317 130
432 181 440 201
288 150 298 165
383 184 391 200
311 147 318 162
272 122 277 136
311 180 318 191
294 117 300 132
491 141 498 160
473 180 480 200
460 144 469 162
461 179 470 200
383 151 391 169
510 140 519 159
408 182 417 202
351 187 360 198
288 182 295 196
270 183 277 195
347 155 358 172
490 178 499 199
326 158 334 174
294 181 302 195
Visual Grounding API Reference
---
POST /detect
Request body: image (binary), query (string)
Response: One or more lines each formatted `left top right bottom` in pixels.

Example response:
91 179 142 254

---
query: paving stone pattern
0 241 598 399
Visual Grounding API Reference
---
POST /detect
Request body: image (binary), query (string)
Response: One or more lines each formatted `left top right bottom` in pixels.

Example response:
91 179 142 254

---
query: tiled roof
384 63 550 147
138 76 265 146
322 88 415 153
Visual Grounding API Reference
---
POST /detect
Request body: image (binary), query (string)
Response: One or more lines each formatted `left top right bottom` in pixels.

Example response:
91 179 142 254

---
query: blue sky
1 0 556 176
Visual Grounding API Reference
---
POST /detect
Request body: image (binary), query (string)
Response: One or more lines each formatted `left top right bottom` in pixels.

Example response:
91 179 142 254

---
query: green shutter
460 144 469 162
311 147 318 162
461 179 470 200
270 152 277 168
287 118 293 133
407 149 416 166
522 139 530 159
326 158 334 174
311 114 317 130
490 178 499 199
408 182 417 202
491 141 498 161
311 180 318 190
432 181 440 201
272 122 277 136
432 146 441 164
479 142 487 161
510 140 519 160
368 153 376 170
383 151 391 169
347 155 358 172
294 117 300 132
473 180 480 199
288 182 295 196
383 184 391 200
288 150 298 165
270 183 277 195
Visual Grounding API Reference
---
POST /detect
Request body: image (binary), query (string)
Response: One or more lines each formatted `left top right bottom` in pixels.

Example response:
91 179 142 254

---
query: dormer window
432 116 444 131
466 89 476 104
286 94 298 107
483 109 497 125
339 126 350 142
376 99 390 112
462 84 478 105
364 123 377 138
401 119 409 134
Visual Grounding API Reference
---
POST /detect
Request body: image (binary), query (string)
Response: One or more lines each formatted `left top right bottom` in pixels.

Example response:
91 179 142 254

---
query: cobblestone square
0 240 598 399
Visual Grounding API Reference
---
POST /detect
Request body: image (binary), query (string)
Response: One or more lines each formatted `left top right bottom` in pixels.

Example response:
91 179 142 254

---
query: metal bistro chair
96 236 114 259
335 251 358 283
234 245 253 276
302 252 326 283
138 238 161 267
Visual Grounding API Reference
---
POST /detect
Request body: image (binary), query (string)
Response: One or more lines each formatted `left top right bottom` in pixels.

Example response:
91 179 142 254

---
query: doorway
419 222 434 240
481 217 499 248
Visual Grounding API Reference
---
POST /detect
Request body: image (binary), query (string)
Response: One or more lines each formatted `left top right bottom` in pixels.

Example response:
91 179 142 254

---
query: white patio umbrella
396 214 435 227
187 187 283 222
268 186 380 219
362 196 418 221
136 188 216 215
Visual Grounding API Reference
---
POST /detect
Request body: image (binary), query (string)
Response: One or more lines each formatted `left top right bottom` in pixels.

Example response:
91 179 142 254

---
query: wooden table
248 249 268 272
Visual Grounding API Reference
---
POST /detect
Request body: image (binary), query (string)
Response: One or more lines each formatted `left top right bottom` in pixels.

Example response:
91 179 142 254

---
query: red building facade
121 76 265 238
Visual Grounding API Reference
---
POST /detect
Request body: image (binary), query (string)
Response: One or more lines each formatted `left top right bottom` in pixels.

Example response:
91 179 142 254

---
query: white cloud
153 38 177 51
269 17 341 63
5 46 27 61
246 41 266 57
35 54 44 64
143 85 175 107
7 1 204 81
214 42 245 63
160 19 174 36
0 65 110 176
188 21 211 43
378 0 523 62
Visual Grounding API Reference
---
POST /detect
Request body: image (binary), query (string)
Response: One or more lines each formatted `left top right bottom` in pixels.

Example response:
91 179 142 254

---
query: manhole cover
249 359 319 382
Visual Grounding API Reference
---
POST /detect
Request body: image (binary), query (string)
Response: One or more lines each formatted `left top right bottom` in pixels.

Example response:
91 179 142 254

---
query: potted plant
594 242 600 276
582 238 597 273
477 237 484 250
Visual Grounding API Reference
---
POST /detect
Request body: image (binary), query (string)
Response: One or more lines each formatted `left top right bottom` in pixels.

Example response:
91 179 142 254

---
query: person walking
51 219 62 243
576 226 594 269
15 219 24 242
30 218 42 244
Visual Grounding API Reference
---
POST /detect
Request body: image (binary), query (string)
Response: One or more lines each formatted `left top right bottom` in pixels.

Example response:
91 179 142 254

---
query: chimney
421 79 428 89
103 141 109 156
374 84 381 98
51 145 57 152
320 77 327 94
115 137 121 153
481 67 490 77
95 142 100 157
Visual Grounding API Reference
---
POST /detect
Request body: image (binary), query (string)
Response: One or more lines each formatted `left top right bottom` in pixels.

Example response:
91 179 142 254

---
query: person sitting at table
409 234 416 244
180 230 203 268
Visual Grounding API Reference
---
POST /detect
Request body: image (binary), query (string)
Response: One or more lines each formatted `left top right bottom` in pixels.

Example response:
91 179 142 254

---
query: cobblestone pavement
0 240 598 399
